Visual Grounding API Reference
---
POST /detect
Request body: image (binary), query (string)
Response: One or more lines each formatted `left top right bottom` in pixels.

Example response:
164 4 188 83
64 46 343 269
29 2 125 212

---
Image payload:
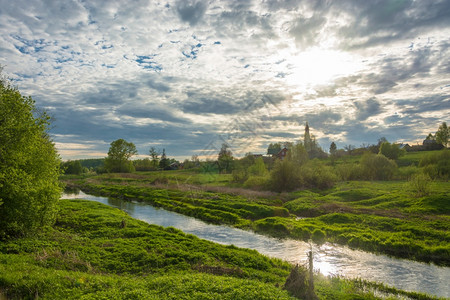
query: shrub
248 157 268 177
0 75 62 238
397 165 419 180
379 142 406 160
408 173 432 197
300 160 337 189
311 229 326 244
268 159 301 192
335 163 363 181
243 175 269 189
360 152 397 180
419 150 450 180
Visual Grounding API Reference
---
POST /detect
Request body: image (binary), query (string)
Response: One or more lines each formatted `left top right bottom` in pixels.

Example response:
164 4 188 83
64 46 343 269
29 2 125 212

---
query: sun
284 48 363 89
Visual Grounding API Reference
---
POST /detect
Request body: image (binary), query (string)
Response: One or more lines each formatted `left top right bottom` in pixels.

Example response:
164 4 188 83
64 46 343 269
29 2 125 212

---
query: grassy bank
0 199 434 299
65 173 450 266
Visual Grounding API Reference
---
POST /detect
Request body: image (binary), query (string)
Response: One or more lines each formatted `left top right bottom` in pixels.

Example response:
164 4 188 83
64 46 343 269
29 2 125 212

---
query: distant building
422 139 444 151
407 139 444 151
276 148 289 160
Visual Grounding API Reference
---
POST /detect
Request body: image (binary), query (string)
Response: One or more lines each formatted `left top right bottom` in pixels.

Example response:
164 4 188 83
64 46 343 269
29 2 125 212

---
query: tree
425 133 435 140
105 139 137 173
379 142 405 160
218 143 234 173
435 122 449 147
159 148 170 170
0 71 62 237
62 160 83 175
248 157 268 176
267 142 282 155
149 147 160 169
329 142 337 156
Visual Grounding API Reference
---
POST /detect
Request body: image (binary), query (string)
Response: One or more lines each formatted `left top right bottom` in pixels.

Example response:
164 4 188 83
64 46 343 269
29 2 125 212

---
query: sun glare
285 49 363 88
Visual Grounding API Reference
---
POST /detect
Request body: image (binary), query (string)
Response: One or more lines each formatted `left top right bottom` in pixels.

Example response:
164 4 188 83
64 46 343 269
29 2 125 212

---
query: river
62 191 449 298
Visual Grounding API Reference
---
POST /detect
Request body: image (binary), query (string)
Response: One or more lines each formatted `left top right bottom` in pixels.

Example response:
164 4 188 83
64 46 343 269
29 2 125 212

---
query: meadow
1 199 435 299
64 174 449 267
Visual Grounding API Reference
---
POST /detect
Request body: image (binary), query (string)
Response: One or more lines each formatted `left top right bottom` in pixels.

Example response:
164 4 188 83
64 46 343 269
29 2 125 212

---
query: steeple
304 122 311 150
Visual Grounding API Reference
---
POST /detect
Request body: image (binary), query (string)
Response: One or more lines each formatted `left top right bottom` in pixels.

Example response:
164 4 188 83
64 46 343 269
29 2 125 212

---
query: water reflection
62 191 449 298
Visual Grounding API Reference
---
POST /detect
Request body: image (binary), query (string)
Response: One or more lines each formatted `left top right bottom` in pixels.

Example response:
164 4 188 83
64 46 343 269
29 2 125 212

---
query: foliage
0 199 424 299
158 148 167 169
408 173 432 197
67 174 450 266
267 142 282 155
218 143 234 173
134 158 154 171
419 150 450 179
329 142 337 156
248 157 268 177
360 152 397 180
435 122 449 147
149 146 160 169
61 160 84 175
269 159 301 192
283 265 309 299
301 159 337 189
104 139 137 173
0 75 62 238
243 175 269 189
379 142 406 160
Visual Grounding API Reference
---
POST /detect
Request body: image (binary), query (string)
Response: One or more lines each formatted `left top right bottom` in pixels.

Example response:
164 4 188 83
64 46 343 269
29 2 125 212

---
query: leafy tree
0 71 62 237
329 142 337 156
419 149 449 179
218 143 234 173
134 158 153 171
268 158 300 192
268 143 308 192
379 142 405 160
159 148 170 170
435 122 449 147
248 157 268 176
104 139 137 173
61 160 83 175
286 143 309 166
267 143 282 155
149 147 160 169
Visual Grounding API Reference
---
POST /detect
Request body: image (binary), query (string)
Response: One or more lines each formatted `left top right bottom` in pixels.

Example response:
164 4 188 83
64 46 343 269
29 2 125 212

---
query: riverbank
65 173 450 267
0 199 439 299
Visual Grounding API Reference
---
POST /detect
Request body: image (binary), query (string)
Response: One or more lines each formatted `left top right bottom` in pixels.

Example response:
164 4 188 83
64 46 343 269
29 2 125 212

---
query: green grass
1 199 433 299
67 174 450 266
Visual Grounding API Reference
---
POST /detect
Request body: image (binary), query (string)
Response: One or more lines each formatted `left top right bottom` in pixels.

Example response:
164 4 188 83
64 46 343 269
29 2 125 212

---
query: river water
62 191 449 298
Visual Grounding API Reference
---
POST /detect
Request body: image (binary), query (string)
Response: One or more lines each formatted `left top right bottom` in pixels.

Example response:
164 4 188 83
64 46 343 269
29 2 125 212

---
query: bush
379 142 406 160
243 175 269 189
311 229 326 244
268 159 301 192
419 150 450 180
335 163 363 181
0 75 62 238
408 173 432 197
397 165 419 180
300 160 337 189
360 152 397 180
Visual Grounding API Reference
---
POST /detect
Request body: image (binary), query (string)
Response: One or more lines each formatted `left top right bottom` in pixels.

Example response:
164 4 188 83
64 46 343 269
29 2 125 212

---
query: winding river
63 191 449 298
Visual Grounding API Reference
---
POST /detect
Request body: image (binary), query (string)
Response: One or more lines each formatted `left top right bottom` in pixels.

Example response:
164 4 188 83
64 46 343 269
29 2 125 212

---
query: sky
1 0 449 161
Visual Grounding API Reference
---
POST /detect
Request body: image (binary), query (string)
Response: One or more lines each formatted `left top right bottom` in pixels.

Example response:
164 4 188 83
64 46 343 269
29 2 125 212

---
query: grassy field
64 166 450 267
1 199 435 299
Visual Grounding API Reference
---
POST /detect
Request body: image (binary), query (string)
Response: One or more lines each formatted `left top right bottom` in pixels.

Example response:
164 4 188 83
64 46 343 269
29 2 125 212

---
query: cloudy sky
1 0 449 160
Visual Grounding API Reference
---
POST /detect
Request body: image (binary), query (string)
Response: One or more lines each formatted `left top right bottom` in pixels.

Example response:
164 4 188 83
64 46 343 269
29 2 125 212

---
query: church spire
304 122 311 151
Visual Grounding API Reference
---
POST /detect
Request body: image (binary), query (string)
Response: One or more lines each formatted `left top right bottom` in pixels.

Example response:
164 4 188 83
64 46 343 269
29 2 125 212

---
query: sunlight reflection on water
62 191 450 298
